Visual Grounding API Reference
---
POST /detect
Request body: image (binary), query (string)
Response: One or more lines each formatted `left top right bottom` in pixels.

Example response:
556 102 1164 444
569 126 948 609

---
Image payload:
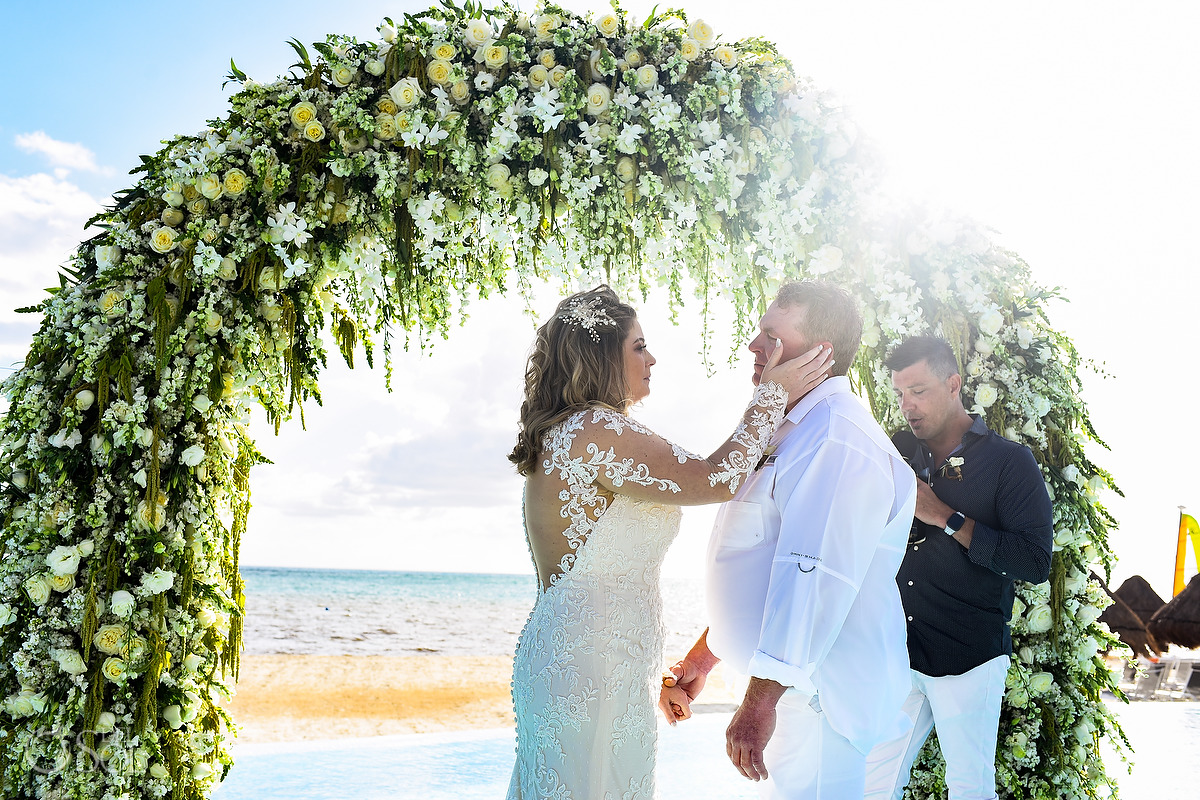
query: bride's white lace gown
507 384 787 800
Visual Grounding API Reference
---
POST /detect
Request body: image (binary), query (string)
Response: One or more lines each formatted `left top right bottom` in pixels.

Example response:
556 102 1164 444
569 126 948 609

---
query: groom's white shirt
705 376 917 754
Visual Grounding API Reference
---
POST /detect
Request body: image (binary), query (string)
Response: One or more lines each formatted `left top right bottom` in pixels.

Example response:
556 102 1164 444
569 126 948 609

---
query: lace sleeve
565 381 788 506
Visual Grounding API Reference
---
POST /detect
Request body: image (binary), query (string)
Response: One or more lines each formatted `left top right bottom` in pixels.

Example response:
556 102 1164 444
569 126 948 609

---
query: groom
661 281 916 798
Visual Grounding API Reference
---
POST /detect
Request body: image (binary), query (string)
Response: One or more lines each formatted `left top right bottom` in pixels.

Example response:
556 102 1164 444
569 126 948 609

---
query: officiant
864 336 1054 800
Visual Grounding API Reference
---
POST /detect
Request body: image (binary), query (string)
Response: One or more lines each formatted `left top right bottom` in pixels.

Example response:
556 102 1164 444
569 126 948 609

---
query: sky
3 1 1199 599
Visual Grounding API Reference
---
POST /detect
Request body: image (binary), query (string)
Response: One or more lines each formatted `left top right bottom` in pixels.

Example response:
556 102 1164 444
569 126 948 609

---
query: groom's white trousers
758 694 866 800
863 654 1009 800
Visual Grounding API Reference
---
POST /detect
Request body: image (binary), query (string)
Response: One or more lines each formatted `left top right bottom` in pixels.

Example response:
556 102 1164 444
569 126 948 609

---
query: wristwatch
944 511 966 535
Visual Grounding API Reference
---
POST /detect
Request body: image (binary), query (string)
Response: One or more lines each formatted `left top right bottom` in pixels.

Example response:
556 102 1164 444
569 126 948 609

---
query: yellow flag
1174 513 1200 596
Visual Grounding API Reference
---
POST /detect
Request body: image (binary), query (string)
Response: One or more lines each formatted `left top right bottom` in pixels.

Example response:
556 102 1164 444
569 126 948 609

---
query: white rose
615 156 637 185
527 168 549 187
687 19 717 49
807 244 843 276
49 572 75 593
979 307 1004 336
1018 645 1034 663
0 604 15 626
11 471 28 490
528 65 549 89
534 13 560 42
100 657 127 682
1078 604 1102 628
93 623 130 655
973 383 998 408
374 113 398 141
625 49 643 68
218 256 238 281
95 711 117 734
365 59 385 76
548 65 568 88
389 77 423 109
141 568 176 595
72 389 96 411
53 649 88 676
302 120 326 143
585 83 612 116
463 18 493 47
289 101 318 128
596 12 620 37
183 653 204 673
149 227 178 254
191 395 213 416
110 590 136 618
679 38 701 62
95 245 122 270
180 444 206 467
196 606 218 629
46 545 82 575
1061 464 1082 486
1028 671 1055 695
1026 602 1053 633
1005 685 1029 708
483 44 508 69
331 64 356 87
634 65 658 92
1017 324 1035 350
223 168 249 197
965 359 984 378
449 80 471 103
203 311 223 336
163 189 185 207
484 163 511 190
196 174 223 201
713 44 738 68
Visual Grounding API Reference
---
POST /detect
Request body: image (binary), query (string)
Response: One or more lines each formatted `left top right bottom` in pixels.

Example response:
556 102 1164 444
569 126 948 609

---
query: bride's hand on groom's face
760 342 834 401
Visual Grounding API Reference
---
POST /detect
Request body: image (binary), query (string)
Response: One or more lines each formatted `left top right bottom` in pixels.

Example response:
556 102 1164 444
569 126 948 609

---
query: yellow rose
538 49 557 69
625 49 643 68
375 113 397 141
98 288 124 317
394 113 414 135
426 59 453 86
161 207 184 227
149 227 178 254
450 80 471 104
595 12 620 37
687 19 717 49
187 198 209 217
223 168 248 197
204 311 223 336
182 183 200 202
483 44 508 69
549 65 568 88
431 41 457 61
528 65 549 89
679 38 701 62
50 572 75 592
290 101 318 128
303 120 326 143
585 83 612 116
376 96 398 115
331 64 355 88
93 623 130 655
198 173 223 200
713 45 738 69
101 657 127 682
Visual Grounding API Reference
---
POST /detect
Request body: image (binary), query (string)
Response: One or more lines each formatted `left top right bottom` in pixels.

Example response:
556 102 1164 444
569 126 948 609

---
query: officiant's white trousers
758 694 866 800
863 654 1009 800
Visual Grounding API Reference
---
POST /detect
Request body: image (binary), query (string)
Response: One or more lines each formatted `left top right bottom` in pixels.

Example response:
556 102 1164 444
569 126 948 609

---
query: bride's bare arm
554 345 833 506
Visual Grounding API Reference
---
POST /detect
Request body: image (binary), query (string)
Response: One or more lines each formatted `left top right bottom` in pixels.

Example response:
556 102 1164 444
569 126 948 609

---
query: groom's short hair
884 336 960 380
775 280 861 377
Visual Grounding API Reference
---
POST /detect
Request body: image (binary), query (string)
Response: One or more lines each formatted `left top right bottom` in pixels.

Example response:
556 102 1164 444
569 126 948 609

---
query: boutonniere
940 456 965 481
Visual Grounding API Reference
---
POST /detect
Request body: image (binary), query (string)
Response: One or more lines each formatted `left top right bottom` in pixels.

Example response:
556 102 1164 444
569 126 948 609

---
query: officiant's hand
759 342 834 402
658 658 708 725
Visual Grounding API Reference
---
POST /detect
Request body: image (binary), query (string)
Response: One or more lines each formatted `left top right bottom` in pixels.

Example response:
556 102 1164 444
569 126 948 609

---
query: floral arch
0 3 1125 798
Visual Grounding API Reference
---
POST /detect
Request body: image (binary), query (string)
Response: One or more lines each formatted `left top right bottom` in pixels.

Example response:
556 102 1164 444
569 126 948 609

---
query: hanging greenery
0 2 1127 798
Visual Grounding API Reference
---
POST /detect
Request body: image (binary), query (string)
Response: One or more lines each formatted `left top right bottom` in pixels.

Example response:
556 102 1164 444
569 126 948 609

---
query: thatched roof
1114 575 1167 623
1148 573 1200 649
1098 590 1162 658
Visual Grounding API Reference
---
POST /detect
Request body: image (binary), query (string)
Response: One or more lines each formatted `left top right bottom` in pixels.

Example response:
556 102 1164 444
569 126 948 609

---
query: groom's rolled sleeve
747 437 893 699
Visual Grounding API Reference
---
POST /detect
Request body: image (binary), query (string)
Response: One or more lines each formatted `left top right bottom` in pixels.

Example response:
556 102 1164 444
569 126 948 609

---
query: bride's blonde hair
508 286 638 476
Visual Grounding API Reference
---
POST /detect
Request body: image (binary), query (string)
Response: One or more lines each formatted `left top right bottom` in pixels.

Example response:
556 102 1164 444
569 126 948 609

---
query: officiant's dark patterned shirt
893 416 1054 677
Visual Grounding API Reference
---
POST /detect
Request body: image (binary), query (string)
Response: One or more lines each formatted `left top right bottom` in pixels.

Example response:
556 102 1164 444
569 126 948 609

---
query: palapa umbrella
1114 575 1167 625
1148 573 1200 649
1097 589 1162 658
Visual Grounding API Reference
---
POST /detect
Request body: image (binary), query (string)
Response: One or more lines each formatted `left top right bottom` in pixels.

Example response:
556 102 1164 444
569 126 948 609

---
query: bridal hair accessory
557 296 617 342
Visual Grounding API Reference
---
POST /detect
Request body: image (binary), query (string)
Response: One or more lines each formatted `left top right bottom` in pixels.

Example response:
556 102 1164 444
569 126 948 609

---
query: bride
505 286 832 799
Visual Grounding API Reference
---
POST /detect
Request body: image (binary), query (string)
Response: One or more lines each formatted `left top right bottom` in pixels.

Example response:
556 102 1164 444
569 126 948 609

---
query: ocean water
241 566 711 658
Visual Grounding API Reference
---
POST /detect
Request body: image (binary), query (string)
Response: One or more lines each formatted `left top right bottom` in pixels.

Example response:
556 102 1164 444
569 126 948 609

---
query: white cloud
13 131 114 175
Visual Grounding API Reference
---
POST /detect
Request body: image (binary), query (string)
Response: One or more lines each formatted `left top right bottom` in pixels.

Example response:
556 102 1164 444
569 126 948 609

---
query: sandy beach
224 654 744 744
